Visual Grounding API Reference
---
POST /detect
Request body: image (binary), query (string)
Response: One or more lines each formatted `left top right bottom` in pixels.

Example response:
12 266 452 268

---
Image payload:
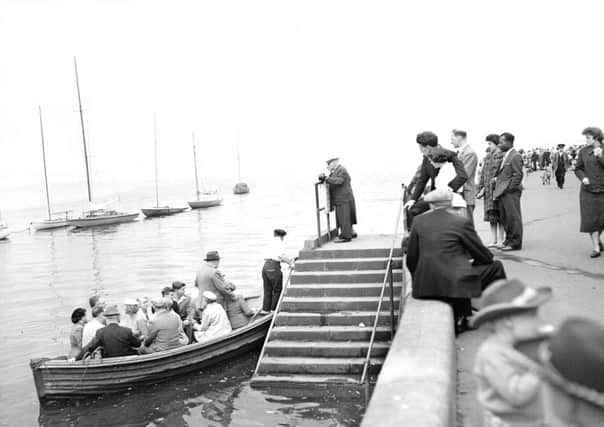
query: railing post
314 183 322 247
389 263 395 339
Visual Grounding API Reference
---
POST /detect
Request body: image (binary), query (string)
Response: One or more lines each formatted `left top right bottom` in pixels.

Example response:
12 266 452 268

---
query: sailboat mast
38 105 52 220
153 114 159 207
192 132 200 200
74 57 93 203
236 130 242 182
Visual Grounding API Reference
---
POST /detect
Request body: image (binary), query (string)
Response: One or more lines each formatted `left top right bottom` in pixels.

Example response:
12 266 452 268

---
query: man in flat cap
406 188 506 333
260 229 295 315
319 157 358 243
552 143 570 189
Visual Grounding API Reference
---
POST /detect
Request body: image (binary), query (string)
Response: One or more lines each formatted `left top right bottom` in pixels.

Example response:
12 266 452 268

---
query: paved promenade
457 170 604 427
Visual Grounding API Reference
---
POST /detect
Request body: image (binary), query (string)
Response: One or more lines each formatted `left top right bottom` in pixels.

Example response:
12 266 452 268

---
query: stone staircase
251 243 404 385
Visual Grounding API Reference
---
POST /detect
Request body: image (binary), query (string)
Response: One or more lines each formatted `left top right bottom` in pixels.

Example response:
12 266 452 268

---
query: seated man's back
225 295 254 329
145 308 185 353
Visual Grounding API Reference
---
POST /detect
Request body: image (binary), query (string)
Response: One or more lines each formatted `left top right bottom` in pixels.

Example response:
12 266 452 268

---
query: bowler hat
470 279 552 328
172 281 186 290
203 291 217 301
274 228 287 237
424 188 454 204
540 317 604 407
103 304 120 317
204 251 220 262
326 157 339 165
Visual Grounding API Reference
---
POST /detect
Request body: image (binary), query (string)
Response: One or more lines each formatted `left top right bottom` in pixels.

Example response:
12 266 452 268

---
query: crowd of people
67 228 295 361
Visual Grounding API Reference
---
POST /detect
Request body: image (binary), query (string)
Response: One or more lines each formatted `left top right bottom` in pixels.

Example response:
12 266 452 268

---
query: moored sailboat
30 105 72 231
141 115 187 218
233 132 249 195
66 57 139 228
188 132 223 209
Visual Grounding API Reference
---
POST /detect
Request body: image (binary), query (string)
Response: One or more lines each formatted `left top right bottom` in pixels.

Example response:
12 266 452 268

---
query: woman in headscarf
477 134 505 247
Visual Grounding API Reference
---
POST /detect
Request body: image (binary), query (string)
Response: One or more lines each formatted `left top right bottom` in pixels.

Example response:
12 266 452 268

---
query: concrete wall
303 228 338 249
362 298 456 427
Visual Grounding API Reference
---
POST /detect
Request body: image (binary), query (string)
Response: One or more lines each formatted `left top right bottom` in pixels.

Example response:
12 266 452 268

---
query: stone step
297 248 403 260
280 296 400 312
251 374 361 386
291 269 403 285
264 340 391 358
257 356 384 375
275 311 398 327
294 257 403 272
269 325 392 341
286 283 403 298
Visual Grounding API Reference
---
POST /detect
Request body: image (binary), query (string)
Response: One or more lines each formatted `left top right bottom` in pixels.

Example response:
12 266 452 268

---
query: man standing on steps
552 143 570 189
259 229 295 315
319 157 358 243
493 132 524 251
451 129 478 225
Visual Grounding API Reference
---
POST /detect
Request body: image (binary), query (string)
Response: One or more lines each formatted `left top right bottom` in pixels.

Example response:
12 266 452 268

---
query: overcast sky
1 0 603 192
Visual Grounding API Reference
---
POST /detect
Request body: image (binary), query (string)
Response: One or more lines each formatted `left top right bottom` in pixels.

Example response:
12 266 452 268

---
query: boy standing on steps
471 279 553 427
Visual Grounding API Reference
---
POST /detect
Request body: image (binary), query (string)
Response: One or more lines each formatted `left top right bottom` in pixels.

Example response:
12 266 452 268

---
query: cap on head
161 286 173 296
204 251 220 262
172 281 186 290
423 188 454 205
274 228 287 237
103 304 120 317
326 157 339 165
203 291 217 302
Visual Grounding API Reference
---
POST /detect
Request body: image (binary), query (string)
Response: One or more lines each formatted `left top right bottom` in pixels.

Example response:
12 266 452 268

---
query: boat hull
233 183 250 194
30 315 272 401
31 220 70 231
67 213 139 228
188 199 223 209
141 207 187 217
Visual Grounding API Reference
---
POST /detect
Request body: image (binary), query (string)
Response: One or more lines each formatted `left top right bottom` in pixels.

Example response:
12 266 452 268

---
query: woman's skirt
579 188 604 233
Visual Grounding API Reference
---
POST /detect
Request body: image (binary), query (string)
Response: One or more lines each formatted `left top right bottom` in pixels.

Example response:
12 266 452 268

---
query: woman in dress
576 127 604 258
69 307 87 359
477 134 505 247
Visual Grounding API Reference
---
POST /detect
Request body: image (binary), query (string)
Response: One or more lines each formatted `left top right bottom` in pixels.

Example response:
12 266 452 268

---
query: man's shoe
590 250 601 258
352 233 358 239
500 245 519 252
257 310 270 315
334 238 352 243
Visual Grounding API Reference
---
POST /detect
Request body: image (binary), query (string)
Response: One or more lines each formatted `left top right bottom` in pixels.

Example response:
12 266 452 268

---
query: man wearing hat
260 229 295 314
77 304 142 360
318 157 357 243
406 187 506 333
194 251 235 311
552 143 570 189
119 298 148 338
471 279 553 427
539 317 604 426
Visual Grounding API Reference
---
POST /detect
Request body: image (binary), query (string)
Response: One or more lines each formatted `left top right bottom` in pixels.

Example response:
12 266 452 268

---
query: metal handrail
359 185 407 385
314 182 332 247
252 265 295 378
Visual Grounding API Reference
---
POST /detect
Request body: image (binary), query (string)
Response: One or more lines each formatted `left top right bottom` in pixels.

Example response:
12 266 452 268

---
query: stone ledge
362 298 456 427
303 228 338 249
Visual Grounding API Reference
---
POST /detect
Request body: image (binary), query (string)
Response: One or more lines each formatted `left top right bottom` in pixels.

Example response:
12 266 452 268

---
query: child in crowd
471 279 553 427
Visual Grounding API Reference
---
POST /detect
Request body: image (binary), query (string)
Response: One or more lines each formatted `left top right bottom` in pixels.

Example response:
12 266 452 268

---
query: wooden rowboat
30 313 272 402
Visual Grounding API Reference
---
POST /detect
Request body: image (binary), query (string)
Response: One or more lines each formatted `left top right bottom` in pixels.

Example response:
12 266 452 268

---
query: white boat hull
141 207 187 217
31 219 70 231
188 198 223 209
68 213 139 228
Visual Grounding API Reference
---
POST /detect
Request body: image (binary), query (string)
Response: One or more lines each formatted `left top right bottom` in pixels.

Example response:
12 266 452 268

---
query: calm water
0 172 405 427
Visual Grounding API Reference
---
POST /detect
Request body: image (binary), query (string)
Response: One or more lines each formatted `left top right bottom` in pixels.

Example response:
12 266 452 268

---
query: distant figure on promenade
194 291 232 343
404 131 467 227
406 188 506 334
260 229 295 315
82 304 105 347
530 151 539 171
194 251 235 311
471 279 552 427
77 305 142 360
552 144 570 189
68 307 87 359
119 299 148 338
477 134 505 247
575 127 604 258
494 132 524 251
539 317 604 426
318 157 357 243
141 297 187 353
451 129 478 224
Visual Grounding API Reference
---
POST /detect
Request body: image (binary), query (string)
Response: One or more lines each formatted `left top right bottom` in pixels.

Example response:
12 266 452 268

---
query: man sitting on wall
406 188 506 334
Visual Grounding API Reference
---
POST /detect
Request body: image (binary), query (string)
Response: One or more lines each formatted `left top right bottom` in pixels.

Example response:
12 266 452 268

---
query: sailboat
0 211 9 240
67 57 139 228
30 105 72 231
233 132 249 195
188 132 223 209
141 115 187 217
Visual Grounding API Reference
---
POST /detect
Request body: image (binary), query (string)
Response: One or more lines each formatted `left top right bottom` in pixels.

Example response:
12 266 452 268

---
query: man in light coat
451 129 478 224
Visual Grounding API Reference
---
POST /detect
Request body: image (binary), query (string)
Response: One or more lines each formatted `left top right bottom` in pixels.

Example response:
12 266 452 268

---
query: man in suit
406 188 506 334
552 143 570 189
76 304 141 360
450 129 478 224
493 132 524 251
319 158 357 243
404 131 468 226
194 251 235 310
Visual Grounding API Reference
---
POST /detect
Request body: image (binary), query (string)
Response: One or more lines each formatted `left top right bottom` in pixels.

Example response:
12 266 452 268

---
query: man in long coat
552 143 570 189
319 158 357 243
406 188 506 333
